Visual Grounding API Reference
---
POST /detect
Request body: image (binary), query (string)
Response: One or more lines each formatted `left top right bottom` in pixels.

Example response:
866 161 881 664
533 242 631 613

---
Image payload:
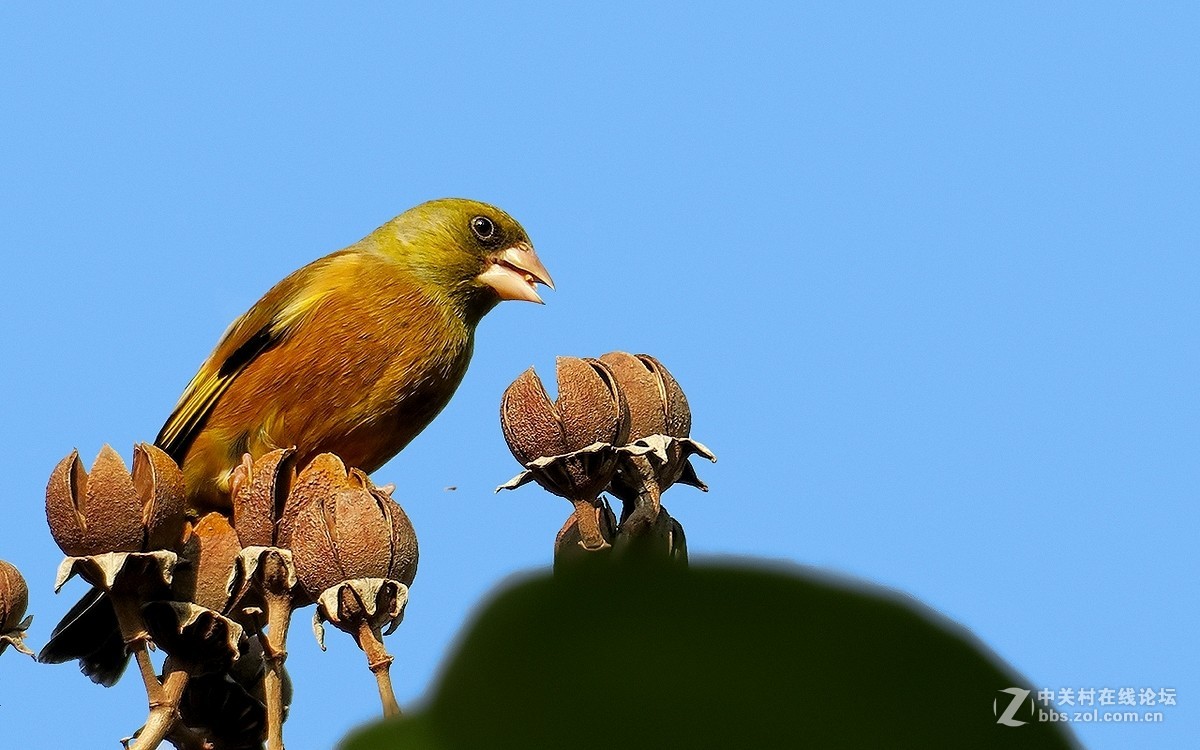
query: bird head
377 198 554 322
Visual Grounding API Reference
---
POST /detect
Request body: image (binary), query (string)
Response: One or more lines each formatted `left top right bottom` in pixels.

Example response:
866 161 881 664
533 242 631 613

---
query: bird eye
470 216 497 241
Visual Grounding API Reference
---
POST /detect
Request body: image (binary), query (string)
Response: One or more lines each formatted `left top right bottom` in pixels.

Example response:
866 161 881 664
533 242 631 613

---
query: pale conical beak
477 242 555 304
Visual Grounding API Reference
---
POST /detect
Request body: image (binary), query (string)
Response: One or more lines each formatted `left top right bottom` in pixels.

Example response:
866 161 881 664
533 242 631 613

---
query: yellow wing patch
156 363 228 460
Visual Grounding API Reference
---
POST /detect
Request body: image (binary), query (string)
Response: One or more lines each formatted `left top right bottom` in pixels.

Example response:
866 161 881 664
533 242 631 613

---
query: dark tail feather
179 636 285 749
38 587 129 687
180 673 269 750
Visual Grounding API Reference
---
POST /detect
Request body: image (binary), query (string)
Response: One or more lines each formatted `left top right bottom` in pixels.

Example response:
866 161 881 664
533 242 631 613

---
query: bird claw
228 453 254 502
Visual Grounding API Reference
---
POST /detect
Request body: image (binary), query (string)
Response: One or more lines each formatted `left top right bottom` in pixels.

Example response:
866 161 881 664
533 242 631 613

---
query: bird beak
477 242 555 304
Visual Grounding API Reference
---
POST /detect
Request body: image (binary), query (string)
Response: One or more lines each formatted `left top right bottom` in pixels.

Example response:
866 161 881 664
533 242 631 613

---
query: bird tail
37 587 130 687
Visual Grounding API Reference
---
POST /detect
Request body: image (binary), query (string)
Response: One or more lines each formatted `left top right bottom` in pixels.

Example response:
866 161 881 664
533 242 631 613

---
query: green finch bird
41 198 553 685
159 197 553 511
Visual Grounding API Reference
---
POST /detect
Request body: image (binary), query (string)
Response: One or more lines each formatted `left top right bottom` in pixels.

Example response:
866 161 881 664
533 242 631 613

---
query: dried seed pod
598 353 715 516
143 602 246 676
47 446 183 599
45 444 185 557
0 561 29 632
499 357 633 501
285 454 418 721
145 513 248 675
0 559 34 657
501 357 630 463
598 352 690 442
289 454 418 601
556 356 631 451
230 448 299 549
226 448 309 629
176 513 243 614
500 367 570 465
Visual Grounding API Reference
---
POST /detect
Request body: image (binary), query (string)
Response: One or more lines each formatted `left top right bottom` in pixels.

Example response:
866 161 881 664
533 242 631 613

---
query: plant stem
111 593 166 704
131 659 189 750
108 584 185 750
355 620 401 718
571 498 610 550
133 646 164 702
627 455 663 518
261 551 295 750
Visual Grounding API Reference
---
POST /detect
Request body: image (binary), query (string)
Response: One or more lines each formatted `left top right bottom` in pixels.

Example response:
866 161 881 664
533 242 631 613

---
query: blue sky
1 4 1196 748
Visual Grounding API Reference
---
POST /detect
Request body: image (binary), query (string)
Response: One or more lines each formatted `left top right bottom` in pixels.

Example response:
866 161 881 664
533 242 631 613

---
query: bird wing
155 251 359 461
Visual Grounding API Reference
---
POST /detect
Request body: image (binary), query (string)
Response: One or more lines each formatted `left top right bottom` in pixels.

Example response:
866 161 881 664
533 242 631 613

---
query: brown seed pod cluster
29 351 715 745
499 352 715 567
40 444 419 749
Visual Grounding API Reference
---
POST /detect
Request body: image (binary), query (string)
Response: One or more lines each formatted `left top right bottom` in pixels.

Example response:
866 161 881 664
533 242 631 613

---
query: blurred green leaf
342 561 1076 749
